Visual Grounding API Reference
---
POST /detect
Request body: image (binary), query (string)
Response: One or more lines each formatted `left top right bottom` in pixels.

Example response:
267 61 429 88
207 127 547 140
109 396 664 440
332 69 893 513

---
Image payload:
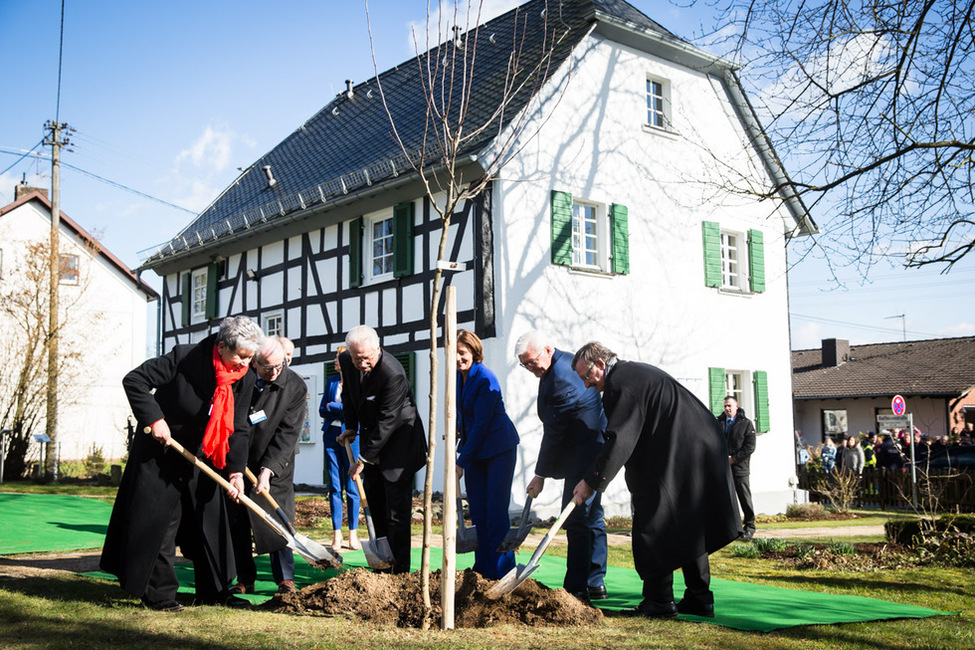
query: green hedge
885 514 975 545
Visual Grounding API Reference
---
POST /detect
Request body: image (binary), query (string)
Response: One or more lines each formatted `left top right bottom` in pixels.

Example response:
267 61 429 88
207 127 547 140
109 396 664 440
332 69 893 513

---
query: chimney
14 179 48 201
822 338 850 367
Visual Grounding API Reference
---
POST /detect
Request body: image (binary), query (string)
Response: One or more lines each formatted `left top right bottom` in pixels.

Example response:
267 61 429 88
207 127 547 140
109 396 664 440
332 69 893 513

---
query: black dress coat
339 349 426 481
717 407 756 477
100 334 255 597
583 360 740 576
245 367 307 554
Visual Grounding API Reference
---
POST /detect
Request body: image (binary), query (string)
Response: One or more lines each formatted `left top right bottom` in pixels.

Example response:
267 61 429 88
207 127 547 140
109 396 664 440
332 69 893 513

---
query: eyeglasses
256 361 285 372
519 349 543 370
583 362 597 381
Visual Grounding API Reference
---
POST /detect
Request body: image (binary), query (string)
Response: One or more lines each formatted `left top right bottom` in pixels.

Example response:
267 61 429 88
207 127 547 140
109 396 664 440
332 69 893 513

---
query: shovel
455 475 477 554
497 496 533 552
243 466 297 535
344 440 394 570
167 438 342 570
486 500 576 600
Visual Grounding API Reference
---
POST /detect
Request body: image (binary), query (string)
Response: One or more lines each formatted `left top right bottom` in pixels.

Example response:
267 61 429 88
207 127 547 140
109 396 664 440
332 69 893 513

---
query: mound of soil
262 568 603 628
295 497 444 528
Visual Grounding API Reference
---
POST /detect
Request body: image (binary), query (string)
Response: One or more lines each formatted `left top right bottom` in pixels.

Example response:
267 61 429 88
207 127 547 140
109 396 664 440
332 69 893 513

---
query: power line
0 147 195 215
790 313 945 339
0 141 44 176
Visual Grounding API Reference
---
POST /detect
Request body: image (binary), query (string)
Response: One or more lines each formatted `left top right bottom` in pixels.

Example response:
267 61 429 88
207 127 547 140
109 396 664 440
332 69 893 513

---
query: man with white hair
515 330 608 601
228 336 307 594
336 325 426 573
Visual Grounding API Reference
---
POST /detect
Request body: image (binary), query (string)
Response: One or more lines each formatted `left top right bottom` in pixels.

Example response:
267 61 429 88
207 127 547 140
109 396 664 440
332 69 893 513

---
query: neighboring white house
0 183 158 463
138 0 815 516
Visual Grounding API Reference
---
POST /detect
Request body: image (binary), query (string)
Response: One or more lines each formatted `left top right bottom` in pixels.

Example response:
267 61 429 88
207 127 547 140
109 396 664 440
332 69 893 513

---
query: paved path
753 525 885 539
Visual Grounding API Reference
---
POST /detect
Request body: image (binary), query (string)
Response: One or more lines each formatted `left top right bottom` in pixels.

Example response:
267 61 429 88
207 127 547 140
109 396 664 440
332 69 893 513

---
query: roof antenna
262 165 277 188
345 79 354 100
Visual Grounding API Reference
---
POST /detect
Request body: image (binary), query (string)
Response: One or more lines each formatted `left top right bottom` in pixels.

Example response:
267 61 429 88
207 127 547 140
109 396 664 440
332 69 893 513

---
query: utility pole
43 120 71 481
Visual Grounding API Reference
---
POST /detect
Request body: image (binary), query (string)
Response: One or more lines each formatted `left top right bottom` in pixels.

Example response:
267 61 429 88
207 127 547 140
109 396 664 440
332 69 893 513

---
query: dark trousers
361 463 414 574
641 553 712 605
733 473 755 533
560 479 607 592
228 501 296 585
145 487 226 605
464 448 517 579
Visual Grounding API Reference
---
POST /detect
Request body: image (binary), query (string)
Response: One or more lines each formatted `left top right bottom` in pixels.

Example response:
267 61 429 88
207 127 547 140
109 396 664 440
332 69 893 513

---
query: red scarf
202 344 249 469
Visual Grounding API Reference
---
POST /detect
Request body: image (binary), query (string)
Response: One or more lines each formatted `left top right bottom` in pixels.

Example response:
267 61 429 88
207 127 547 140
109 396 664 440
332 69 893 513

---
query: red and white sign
891 394 906 416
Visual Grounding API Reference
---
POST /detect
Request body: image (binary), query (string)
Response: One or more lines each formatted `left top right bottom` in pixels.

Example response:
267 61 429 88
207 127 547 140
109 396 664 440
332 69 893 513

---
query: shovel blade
360 537 394 570
291 532 343 569
496 527 530 552
485 562 540 600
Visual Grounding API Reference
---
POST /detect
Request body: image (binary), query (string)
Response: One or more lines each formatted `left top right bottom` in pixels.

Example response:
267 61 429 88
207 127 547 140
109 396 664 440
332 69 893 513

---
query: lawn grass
1 485 971 648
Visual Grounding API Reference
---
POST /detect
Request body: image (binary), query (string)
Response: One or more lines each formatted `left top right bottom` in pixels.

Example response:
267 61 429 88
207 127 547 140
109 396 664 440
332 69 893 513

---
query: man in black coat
516 330 608 601
228 337 307 594
717 396 757 540
571 342 741 619
101 316 263 612
336 325 427 574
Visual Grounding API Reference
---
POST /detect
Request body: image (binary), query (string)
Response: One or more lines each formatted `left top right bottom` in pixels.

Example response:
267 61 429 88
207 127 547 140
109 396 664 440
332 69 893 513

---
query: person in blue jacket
320 345 360 553
456 329 520 579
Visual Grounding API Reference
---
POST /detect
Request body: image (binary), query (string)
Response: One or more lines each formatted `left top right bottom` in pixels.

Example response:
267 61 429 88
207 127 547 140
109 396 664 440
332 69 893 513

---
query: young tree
0 240 92 480
697 0 975 270
366 0 573 626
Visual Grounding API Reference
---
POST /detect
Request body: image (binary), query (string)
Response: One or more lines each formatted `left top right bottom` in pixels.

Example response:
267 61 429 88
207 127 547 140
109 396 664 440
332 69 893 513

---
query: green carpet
0 493 112 554
2 493 952 632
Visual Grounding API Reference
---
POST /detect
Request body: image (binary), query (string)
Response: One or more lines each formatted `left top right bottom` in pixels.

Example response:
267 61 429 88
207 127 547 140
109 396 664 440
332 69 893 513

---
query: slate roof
792 337 975 399
138 0 690 267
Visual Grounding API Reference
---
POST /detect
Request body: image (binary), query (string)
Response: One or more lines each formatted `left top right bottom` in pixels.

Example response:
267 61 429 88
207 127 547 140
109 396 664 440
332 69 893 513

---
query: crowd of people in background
800 425 975 475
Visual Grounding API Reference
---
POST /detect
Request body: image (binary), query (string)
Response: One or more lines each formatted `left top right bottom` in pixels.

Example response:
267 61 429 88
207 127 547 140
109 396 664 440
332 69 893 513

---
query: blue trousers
561 478 608 593
464 448 517 579
324 437 360 531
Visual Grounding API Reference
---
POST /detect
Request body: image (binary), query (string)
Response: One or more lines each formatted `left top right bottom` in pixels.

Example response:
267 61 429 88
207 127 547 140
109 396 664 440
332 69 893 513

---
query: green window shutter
349 217 363 288
181 273 191 327
610 203 629 274
708 367 725 415
748 229 765 293
393 351 415 393
393 201 415 278
702 221 721 287
753 370 769 432
204 263 218 320
551 190 573 266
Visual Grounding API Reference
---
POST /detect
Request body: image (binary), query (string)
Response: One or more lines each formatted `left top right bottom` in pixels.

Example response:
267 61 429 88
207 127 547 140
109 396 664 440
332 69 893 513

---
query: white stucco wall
795 396 951 445
0 200 151 463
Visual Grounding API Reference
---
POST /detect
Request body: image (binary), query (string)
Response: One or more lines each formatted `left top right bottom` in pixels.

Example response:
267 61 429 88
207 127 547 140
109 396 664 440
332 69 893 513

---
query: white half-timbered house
139 0 816 516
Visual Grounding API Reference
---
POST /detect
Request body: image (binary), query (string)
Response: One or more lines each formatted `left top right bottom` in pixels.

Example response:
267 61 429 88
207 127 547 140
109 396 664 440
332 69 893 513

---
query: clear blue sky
1 0 972 350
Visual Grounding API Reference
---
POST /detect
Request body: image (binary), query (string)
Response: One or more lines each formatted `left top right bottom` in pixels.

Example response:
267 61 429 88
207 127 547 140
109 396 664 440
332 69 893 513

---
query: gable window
262 311 283 337
646 77 671 129
702 222 765 293
59 254 79 285
709 367 769 432
348 201 414 288
551 190 629 275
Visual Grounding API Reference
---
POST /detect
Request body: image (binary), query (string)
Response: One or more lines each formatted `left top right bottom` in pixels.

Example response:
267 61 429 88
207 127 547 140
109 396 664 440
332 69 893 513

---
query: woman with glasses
455 329 520 579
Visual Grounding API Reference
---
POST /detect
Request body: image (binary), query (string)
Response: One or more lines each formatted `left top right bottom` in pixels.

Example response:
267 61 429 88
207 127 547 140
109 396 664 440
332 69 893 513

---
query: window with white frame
366 213 395 282
720 230 745 290
571 201 601 268
646 77 671 129
192 267 208 319
725 370 746 410
262 311 283 337
59 254 79 285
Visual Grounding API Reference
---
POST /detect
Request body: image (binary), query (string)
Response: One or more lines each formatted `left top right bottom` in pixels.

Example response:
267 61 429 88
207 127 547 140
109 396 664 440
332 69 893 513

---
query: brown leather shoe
277 580 296 593
229 582 254 595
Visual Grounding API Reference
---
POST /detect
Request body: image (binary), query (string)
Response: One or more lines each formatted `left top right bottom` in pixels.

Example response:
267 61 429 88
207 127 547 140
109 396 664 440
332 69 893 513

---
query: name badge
249 410 267 424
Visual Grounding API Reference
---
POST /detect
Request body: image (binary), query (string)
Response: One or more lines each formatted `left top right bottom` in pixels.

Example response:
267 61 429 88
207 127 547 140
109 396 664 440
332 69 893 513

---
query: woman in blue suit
456 329 520 579
320 345 360 553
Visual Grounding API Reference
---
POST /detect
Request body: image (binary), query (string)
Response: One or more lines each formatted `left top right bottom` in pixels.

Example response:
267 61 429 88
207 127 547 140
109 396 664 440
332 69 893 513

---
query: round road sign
891 395 906 416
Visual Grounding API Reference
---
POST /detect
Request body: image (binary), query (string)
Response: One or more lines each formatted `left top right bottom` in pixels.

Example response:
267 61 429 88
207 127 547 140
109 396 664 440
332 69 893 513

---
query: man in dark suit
229 337 307 594
336 325 426 574
718 396 757 541
515 331 608 601
571 341 740 619
102 316 262 612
